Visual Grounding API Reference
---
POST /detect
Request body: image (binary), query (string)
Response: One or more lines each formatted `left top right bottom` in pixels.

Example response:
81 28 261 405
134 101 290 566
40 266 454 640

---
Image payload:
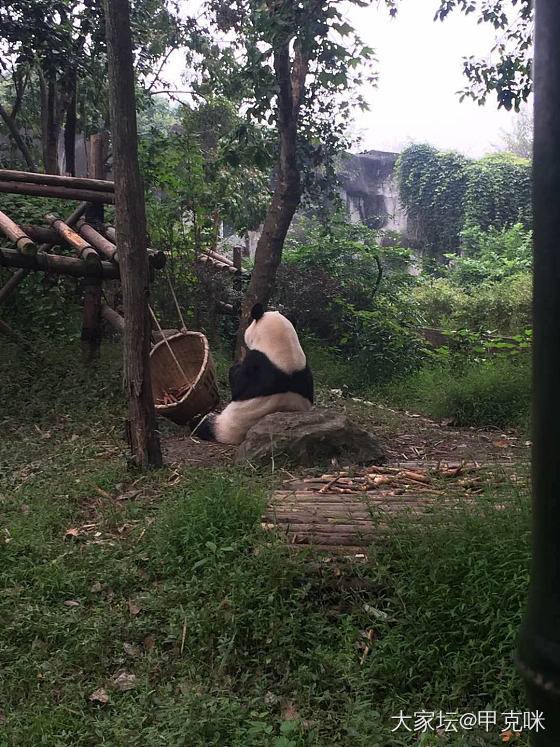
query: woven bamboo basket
150 331 219 425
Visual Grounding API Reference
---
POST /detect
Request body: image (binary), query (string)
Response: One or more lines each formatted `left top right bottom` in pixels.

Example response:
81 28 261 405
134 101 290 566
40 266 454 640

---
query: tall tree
104 0 162 468
0 0 188 173
201 0 379 357
435 0 533 111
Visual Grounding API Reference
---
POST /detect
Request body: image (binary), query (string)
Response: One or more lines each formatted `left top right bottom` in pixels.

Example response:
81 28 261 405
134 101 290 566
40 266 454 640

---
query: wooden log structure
44 213 101 267
18 225 59 245
0 203 88 307
209 248 235 267
0 210 38 255
0 180 114 203
81 134 106 362
0 168 114 193
196 253 240 274
78 220 118 262
101 302 125 333
103 225 166 269
0 246 119 279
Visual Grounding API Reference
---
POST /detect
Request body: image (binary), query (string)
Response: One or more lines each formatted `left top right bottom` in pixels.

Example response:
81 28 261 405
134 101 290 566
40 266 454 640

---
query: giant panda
195 304 313 445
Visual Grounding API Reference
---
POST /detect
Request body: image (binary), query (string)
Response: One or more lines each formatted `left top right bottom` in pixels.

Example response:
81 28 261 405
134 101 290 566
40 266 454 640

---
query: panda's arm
228 351 263 401
228 350 287 401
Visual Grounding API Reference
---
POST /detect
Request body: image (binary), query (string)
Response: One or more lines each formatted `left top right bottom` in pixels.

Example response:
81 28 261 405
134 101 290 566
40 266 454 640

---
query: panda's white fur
195 307 313 445
244 311 306 373
210 392 312 445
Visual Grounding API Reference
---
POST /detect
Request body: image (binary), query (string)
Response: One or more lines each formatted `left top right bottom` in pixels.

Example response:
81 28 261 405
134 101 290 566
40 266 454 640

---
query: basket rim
150 330 212 412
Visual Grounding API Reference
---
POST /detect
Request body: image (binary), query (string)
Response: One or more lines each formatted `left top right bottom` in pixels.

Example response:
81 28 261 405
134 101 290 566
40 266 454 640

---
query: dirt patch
164 434 235 468
161 400 529 469
330 399 529 465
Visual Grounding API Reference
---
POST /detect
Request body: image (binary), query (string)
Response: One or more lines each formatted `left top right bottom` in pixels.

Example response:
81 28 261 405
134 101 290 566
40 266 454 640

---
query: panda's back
229 350 313 404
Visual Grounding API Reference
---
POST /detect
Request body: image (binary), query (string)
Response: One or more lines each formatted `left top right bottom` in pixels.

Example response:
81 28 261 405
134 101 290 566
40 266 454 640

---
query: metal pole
516 2 560 744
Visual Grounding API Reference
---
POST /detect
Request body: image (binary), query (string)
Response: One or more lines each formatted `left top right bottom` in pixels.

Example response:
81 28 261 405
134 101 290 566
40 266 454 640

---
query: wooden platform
262 462 503 554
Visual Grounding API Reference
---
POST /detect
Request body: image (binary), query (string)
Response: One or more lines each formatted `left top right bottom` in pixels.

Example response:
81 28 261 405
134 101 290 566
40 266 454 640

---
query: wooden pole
0 246 119 278
0 168 114 192
103 225 166 268
78 221 118 261
44 213 101 267
104 0 162 468
0 211 38 255
82 134 106 362
516 2 560 741
101 303 125 334
18 225 59 245
0 181 114 203
0 202 87 307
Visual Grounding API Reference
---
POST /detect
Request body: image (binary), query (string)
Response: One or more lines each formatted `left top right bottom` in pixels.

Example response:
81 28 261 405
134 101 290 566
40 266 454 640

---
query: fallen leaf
123 642 140 657
143 634 155 651
128 600 140 616
69 434 79 442
89 688 110 704
113 672 136 691
90 582 102 593
91 484 112 499
493 439 510 448
65 527 80 538
20 504 30 516
64 600 80 607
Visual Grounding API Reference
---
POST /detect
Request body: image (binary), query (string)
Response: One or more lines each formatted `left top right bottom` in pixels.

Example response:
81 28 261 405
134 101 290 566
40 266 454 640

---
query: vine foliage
396 144 531 258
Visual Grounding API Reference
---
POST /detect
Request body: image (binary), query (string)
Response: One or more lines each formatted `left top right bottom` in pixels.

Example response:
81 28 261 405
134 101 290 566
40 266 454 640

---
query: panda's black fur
195 304 313 444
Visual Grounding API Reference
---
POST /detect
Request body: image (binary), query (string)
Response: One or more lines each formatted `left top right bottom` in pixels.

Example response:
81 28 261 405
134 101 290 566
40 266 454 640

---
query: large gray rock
235 409 386 467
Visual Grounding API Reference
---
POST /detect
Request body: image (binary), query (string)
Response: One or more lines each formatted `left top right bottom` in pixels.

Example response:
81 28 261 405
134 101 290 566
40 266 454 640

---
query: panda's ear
251 303 264 320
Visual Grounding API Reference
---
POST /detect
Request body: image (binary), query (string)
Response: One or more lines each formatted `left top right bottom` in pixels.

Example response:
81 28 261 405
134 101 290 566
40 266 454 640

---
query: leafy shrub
412 278 468 327
388 356 531 428
449 222 532 287
457 273 532 333
276 216 426 385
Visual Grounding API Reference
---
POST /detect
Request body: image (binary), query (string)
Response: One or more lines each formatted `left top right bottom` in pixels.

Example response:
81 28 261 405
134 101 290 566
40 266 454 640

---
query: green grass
384 358 530 429
0 339 533 746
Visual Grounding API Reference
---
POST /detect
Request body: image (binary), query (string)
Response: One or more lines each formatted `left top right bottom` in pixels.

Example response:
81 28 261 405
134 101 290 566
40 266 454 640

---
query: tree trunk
0 102 37 171
516 0 560 740
39 74 61 174
233 41 308 359
64 72 77 176
103 0 162 468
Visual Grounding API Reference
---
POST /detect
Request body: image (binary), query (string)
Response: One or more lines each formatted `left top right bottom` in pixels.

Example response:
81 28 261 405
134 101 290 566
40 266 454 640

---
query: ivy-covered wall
395 144 532 258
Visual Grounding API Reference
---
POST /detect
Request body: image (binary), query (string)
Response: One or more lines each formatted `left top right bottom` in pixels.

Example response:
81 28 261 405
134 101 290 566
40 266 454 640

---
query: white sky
343 0 525 157
164 0 528 158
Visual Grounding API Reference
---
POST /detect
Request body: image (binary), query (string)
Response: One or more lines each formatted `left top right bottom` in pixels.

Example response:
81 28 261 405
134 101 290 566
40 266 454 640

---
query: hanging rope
166 269 187 331
149 305 188 381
